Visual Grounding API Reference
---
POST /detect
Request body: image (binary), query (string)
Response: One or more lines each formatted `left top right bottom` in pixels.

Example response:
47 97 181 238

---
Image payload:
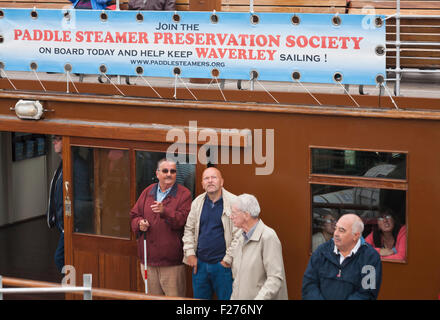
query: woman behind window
365 208 407 260
312 212 337 252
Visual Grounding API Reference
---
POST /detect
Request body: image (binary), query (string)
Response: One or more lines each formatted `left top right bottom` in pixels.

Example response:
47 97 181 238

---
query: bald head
203 167 222 180
340 214 364 235
202 167 224 201
333 214 364 254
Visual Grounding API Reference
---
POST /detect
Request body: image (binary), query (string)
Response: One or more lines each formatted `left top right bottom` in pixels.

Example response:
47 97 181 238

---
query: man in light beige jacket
182 167 241 299
230 193 288 300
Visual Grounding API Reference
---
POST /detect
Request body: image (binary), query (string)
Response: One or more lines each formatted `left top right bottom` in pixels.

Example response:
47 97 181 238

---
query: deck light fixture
12 100 44 120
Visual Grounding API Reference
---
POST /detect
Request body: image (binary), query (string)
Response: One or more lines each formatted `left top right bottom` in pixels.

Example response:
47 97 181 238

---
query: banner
0 9 386 84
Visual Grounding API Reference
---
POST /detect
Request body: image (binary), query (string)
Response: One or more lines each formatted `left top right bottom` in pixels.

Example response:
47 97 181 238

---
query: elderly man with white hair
302 213 382 300
229 193 288 300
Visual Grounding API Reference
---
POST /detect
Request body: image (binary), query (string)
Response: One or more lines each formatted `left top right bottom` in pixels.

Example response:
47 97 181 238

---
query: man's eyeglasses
377 215 392 221
324 219 336 224
159 169 177 174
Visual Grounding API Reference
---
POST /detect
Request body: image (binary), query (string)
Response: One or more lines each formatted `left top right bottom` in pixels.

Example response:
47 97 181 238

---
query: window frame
309 145 409 264
69 137 199 241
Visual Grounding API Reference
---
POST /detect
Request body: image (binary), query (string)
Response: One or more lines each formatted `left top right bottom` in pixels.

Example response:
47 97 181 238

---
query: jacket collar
247 219 265 242
325 237 367 265
201 187 233 216
333 237 364 256
149 182 178 200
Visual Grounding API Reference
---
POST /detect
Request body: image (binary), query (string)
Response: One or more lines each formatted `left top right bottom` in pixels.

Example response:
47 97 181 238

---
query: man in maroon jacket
130 158 191 297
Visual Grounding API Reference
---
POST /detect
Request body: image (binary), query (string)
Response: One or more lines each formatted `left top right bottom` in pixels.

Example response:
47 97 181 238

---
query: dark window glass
311 149 406 179
72 146 130 239
135 151 196 199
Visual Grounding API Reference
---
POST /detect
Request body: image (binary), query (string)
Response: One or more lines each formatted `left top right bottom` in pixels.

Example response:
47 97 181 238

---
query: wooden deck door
62 137 193 296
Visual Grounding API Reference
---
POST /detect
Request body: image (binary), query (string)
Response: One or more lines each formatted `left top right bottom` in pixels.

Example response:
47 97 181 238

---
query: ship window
311 148 406 180
135 151 196 199
72 146 131 239
71 147 196 238
310 147 408 263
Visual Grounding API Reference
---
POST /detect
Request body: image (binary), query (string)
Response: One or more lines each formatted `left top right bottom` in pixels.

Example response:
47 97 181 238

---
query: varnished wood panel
73 249 100 287
221 6 345 13
349 8 440 14
100 253 132 291
222 0 346 5
349 1 440 9
1 95 440 298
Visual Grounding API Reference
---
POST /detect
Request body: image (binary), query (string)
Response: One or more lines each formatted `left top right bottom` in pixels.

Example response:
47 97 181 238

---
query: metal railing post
83 274 92 300
0 275 3 300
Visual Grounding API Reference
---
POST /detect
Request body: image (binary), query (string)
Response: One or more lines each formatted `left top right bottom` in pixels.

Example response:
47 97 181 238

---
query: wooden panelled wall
347 1 440 70
0 0 345 12
0 0 190 9
348 0 440 15
2 89 440 299
0 0 344 11
2 0 440 14
220 0 345 13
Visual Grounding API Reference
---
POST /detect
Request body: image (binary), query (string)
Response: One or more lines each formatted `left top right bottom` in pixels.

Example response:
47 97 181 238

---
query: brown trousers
140 263 186 297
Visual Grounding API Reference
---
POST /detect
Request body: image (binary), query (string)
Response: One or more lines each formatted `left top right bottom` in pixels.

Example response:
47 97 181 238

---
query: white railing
0 274 93 300
387 0 440 96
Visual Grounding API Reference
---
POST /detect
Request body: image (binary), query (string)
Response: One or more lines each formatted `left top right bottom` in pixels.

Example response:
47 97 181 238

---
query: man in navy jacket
302 214 382 300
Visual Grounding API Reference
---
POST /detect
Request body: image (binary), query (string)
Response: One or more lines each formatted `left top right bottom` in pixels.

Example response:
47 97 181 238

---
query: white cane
143 232 148 294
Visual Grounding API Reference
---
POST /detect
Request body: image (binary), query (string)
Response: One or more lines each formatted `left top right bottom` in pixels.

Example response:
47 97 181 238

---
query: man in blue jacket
302 213 382 300
47 135 64 273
